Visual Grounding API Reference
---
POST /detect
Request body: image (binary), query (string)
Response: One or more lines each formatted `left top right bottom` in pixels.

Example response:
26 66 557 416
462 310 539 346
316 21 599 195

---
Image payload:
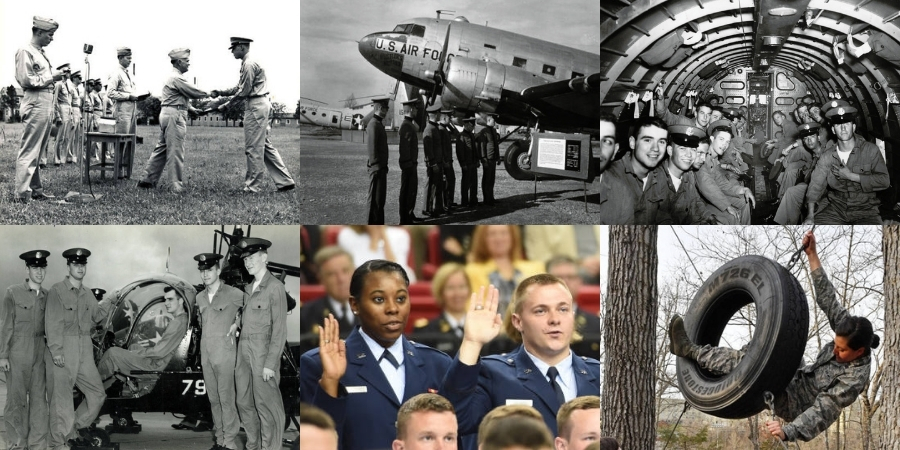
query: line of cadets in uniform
596 92 890 224
366 97 502 224
0 236 288 450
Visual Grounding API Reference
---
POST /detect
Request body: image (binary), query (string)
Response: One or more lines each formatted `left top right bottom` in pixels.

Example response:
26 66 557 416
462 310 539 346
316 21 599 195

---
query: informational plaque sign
530 132 592 181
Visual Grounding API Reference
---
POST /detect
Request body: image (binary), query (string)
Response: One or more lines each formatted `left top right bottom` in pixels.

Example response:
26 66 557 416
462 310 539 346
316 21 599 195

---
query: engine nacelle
442 56 551 114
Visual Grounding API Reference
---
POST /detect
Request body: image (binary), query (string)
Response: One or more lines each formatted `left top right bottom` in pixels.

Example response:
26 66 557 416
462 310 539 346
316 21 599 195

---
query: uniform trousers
482 160 496 203
443 162 456 206
368 168 387 224
235 334 284 450
399 167 418 224
15 90 52 200
243 97 295 191
4 336 50 449
814 200 882 225
53 104 72 164
774 183 809 225
461 164 477 205
68 108 83 163
47 335 105 450
426 164 444 213
201 336 239 449
141 107 187 190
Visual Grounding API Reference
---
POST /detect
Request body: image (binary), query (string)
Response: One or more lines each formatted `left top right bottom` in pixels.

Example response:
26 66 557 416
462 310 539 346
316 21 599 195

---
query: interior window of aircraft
410 25 426 37
543 64 556 75
775 97 795 105
776 73 795 90
513 57 527 68
726 96 746 105
721 81 745 90
332 115 338 124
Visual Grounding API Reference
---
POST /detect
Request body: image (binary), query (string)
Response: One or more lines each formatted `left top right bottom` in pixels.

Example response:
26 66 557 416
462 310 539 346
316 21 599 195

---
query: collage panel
0 225 300 449
298 225 602 449
602 225 898 449
1 1 299 224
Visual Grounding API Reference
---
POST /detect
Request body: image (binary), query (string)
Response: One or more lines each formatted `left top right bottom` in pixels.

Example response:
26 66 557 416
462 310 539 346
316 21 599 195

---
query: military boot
669 314 699 359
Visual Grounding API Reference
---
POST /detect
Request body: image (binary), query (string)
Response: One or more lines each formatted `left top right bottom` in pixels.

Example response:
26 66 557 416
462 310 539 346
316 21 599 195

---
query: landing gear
105 411 142 434
503 140 533 180
70 424 118 449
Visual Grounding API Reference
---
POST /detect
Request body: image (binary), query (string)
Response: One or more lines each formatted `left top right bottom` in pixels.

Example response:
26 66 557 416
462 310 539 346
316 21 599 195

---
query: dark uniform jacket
457 129 478 167
411 314 464 357
440 125 453 164
634 166 713 224
398 117 419 170
476 126 501 162
696 156 746 212
300 327 452 450
597 153 645 224
804 134 889 209
298 296 355 354
423 121 443 167
366 115 388 174
570 307 601 358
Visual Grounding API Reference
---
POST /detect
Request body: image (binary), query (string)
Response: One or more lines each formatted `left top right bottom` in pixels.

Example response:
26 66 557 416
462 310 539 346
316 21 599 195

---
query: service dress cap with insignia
425 103 442 113
668 124 707 148
371 95 390 107
798 122 821 138
440 107 453 114
168 48 190 60
194 253 223 270
90 288 106 301
20 250 50 267
228 37 254 50
822 99 851 115
62 248 91 264
707 119 734 136
238 238 272 258
56 63 70 71
71 71 82 79
462 117 476 123
722 108 738 121
400 99 419 106
825 105 857 125
116 47 132 57
33 16 59 32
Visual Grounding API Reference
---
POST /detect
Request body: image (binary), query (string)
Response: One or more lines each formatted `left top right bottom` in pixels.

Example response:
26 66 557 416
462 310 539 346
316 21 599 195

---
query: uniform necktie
380 349 400 369
547 366 565 405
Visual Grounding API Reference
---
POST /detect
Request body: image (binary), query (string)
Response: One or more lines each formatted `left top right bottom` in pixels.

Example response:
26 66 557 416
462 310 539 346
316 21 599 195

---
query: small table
83 132 136 184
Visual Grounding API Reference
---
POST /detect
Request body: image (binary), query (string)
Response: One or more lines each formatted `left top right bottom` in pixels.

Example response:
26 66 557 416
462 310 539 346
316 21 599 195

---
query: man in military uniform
457 117 478 206
364 96 390 224
108 47 139 135
211 37 296 193
235 238 288 450
14 16 64 202
138 48 209 193
696 119 754 224
397 98 420 224
68 71 84 164
45 248 115 450
654 86 713 130
803 104 890 224
193 253 245 450
545 256 601 358
299 246 355 355
81 78 94 160
51 63 73 166
475 112 501 205
440 108 458 209
1 250 51 449
774 122 824 224
423 103 445 217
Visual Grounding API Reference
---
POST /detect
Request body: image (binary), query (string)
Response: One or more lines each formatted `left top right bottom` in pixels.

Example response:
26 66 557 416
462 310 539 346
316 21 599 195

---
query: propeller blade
428 23 453 106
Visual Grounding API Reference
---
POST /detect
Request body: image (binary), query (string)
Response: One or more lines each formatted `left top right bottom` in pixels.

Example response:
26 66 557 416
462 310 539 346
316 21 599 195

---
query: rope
662 401 691 450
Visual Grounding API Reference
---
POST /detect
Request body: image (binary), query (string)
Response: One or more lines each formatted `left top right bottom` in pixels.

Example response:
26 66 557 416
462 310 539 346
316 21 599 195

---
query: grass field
0 123 301 224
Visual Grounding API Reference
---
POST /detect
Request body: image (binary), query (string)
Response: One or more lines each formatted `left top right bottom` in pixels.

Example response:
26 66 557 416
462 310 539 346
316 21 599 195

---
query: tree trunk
880 225 900 450
602 226 658 449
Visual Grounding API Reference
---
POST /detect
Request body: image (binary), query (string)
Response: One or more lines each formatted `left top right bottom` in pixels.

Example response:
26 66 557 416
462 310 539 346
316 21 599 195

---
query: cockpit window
410 25 425 37
392 24 410 33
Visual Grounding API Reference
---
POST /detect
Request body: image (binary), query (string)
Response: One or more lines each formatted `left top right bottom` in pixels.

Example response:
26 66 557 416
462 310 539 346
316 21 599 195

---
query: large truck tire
676 255 809 419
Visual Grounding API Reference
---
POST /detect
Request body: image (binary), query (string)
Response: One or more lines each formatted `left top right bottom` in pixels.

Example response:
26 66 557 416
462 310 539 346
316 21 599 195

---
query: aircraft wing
517 73 601 126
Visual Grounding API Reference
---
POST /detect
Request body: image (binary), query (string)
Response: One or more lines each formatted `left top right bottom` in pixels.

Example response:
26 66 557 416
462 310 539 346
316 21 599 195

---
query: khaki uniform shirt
242 271 288 371
160 68 208 107
0 281 48 359
45 277 114 359
15 43 54 90
107 66 136 102
219 53 268 98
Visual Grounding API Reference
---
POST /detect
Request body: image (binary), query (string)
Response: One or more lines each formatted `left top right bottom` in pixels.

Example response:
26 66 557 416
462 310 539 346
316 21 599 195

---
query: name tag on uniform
346 386 368 394
505 399 533 406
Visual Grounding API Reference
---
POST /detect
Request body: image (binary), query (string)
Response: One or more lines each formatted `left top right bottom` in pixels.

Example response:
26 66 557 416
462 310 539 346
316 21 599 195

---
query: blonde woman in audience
412 263 471 357
465 225 543 314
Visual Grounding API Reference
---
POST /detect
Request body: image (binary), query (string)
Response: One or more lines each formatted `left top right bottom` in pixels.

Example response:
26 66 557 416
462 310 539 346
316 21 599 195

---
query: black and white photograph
0 225 300 449
0 1 300 224
597 0 900 225
298 0 601 224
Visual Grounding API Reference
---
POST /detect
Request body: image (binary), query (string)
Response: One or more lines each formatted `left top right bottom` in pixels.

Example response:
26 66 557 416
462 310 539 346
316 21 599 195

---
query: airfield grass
0 123 301 224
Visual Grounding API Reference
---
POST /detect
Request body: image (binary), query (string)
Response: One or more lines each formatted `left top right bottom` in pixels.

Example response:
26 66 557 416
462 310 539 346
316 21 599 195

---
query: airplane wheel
88 427 111 446
115 417 129 427
503 140 533 181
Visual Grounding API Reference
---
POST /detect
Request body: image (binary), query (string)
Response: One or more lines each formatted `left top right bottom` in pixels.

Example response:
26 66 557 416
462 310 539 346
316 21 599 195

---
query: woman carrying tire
669 230 879 442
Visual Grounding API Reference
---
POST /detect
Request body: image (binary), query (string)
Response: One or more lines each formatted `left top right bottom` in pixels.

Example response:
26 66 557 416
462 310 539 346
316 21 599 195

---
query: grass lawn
0 123 301 224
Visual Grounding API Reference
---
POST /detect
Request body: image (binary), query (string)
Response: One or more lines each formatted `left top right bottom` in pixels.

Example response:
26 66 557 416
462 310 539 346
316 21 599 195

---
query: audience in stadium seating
465 225 545 315
338 225 417 282
299 246 356 355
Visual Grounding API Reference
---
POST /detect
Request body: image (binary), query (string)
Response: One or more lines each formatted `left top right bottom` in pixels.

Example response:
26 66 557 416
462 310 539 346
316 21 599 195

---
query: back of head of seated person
481 416 554 450
477 404 543 446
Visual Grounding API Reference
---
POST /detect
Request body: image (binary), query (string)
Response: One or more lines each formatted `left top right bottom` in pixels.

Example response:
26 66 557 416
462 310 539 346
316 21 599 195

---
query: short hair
630 116 668 140
599 437 621 450
503 273 572 343
481 416 554 450
431 262 470 307
694 101 712 111
835 316 881 356
468 225 524 264
314 246 354 270
163 286 182 298
299 402 336 431
396 393 455 439
557 395 600 440
773 110 786 119
699 136 711 146
349 259 410 300
477 405 543 445
599 112 617 127
545 255 579 273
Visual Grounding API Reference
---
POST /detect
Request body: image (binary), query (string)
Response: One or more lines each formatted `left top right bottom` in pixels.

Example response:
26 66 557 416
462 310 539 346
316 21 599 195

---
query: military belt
247 93 269 99
241 333 272 341
162 104 187 110
25 87 53 92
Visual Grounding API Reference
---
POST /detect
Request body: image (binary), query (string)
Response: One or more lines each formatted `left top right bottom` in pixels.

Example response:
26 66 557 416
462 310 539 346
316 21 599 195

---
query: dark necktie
547 366 565 405
380 349 400 369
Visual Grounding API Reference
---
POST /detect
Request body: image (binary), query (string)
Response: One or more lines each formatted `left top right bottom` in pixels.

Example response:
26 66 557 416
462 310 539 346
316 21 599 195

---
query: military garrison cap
90 288 106 301
371 95 390 107
825 105 857 125
116 47 132 57
668 124 706 147
62 248 91 264
33 16 59 32
228 37 253 49
707 119 733 137
237 238 272 258
20 250 50 267
168 48 190 60
194 253 223 270
798 122 821 138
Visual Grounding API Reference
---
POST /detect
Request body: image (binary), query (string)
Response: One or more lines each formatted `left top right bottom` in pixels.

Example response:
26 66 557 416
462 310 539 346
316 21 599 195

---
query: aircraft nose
359 32 403 79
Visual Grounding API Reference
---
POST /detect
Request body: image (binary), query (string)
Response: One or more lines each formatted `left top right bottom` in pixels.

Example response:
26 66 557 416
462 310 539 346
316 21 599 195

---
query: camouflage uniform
692 268 871 442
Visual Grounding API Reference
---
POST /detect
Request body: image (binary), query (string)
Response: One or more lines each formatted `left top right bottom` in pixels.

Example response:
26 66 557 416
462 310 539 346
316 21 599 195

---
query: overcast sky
1 0 300 107
300 0 600 105
0 225 301 342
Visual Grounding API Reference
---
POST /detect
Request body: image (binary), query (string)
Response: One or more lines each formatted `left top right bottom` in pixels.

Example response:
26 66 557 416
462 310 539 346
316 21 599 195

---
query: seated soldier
96 286 189 389
804 104 890 224
773 123 826 224
696 120 755 224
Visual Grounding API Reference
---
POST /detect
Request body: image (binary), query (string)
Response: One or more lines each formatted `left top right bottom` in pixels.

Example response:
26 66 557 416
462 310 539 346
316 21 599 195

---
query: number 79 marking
181 379 206 396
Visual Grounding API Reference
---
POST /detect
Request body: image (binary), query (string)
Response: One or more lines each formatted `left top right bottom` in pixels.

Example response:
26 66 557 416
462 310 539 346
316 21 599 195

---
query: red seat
301 284 326 303
576 285 601 315
420 227 443 281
